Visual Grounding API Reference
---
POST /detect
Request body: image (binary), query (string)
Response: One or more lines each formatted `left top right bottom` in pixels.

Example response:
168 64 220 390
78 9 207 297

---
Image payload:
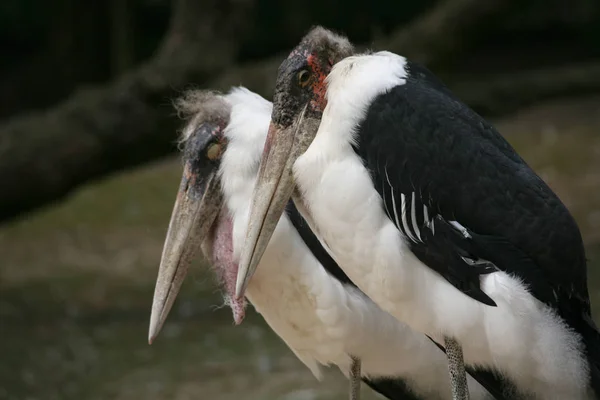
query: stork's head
149 91 231 344
235 27 353 299
271 26 353 128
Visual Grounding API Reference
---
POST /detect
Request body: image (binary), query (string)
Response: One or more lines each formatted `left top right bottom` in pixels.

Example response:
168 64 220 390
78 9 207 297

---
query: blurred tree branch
109 0 135 76
1 0 599 225
454 62 600 115
211 0 515 101
375 0 515 67
0 0 104 119
0 0 255 224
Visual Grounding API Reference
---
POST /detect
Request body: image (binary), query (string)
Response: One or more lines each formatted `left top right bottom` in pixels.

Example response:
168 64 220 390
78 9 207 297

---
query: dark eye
206 142 222 161
297 69 311 87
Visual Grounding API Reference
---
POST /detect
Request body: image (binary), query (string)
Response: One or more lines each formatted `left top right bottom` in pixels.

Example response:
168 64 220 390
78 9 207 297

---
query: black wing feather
414 215 498 306
362 378 422 400
353 62 599 396
354 66 589 312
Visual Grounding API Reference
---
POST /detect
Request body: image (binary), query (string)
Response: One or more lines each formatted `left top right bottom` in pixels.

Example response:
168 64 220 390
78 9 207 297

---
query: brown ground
1 95 599 400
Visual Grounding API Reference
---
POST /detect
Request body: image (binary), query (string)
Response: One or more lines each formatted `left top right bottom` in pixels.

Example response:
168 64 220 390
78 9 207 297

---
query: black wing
353 62 589 314
285 200 514 399
362 378 423 400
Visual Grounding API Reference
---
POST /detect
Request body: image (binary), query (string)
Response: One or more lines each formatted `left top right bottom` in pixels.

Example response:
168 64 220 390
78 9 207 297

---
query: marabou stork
148 87 500 399
236 26 600 400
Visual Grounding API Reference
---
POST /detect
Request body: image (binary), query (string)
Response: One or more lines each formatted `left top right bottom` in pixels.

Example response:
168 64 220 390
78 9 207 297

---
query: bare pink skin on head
211 211 247 325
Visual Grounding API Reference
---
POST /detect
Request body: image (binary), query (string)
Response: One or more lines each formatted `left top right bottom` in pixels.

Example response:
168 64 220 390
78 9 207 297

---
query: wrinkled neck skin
208 210 247 325
219 89 273 261
203 88 273 324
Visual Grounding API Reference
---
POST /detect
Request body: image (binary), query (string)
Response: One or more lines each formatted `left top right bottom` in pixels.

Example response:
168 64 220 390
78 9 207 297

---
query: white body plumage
218 87 491 399
291 52 591 399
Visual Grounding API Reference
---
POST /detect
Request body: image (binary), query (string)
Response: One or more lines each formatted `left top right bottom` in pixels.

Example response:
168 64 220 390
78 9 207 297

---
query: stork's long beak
149 158 223 344
235 113 321 299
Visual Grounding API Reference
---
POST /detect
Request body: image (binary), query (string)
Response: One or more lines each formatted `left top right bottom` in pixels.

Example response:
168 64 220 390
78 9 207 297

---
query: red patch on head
307 53 329 112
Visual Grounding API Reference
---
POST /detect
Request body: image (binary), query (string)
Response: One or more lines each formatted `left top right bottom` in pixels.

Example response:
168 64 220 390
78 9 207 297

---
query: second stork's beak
148 124 224 344
235 114 321 299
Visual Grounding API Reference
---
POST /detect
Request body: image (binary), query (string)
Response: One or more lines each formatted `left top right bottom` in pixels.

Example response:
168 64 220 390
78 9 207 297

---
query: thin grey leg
349 356 361 400
444 336 469 400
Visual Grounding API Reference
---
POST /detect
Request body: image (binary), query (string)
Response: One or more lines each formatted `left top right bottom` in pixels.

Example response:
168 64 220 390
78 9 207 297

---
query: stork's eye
206 143 222 161
297 69 311 87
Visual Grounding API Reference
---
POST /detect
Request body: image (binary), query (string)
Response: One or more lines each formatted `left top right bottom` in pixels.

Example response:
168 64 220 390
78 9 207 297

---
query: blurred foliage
0 0 171 73
240 0 437 60
0 0 171 117
1 0 600 119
